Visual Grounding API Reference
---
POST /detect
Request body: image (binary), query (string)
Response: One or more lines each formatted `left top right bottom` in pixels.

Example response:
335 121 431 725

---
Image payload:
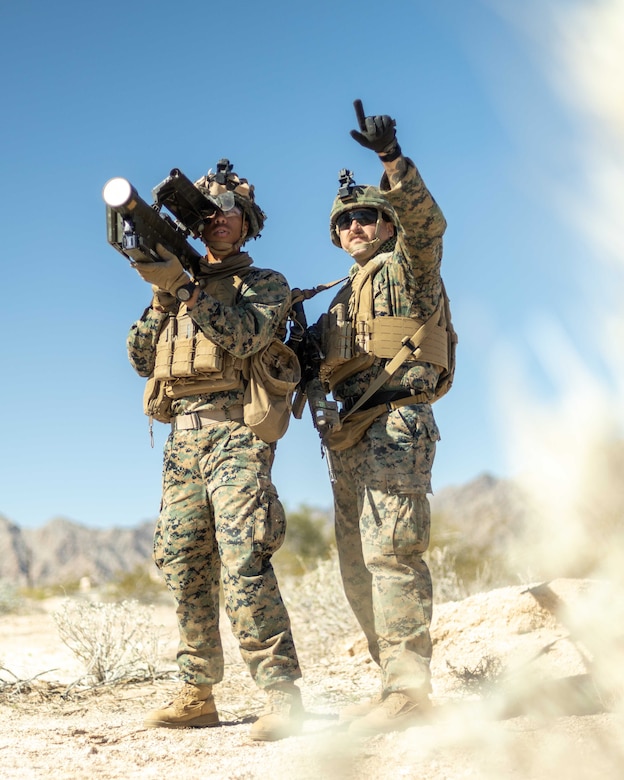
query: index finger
353 99 366 131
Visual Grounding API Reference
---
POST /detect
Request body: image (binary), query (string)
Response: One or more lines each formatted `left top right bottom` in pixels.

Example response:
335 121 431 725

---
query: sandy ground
2 581 624 780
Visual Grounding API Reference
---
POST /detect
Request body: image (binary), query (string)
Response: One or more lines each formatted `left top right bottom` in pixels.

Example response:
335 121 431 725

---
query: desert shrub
104 564 167 603
52 599 164 684
20 579 83 601
428 511 515 598
0 581 21 614
446 655 504 695
425 545 499 603
275 504 335 576
451 550 507 594
425 546 468 603
281 551 360 660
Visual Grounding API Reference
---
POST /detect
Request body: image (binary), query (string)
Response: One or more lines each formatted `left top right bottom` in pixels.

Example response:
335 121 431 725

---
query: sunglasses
336 208 379 231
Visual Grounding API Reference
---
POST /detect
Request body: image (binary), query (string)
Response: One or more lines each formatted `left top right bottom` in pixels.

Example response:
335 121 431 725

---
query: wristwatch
175 281 197 302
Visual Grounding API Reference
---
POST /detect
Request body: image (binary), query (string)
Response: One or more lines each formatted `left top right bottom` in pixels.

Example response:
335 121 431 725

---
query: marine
309 100 455 735
126 160 302 741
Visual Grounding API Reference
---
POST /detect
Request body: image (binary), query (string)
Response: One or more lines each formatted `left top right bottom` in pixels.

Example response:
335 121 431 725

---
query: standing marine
308 100 455 735
126 160 303 741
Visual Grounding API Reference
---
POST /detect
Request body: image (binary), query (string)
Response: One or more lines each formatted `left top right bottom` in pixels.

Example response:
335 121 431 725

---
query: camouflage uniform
322 159 446 699
127 264 301 690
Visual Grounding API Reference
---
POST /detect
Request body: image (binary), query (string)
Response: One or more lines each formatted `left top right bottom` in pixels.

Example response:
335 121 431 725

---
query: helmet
194 159 266 241
329 169 399 248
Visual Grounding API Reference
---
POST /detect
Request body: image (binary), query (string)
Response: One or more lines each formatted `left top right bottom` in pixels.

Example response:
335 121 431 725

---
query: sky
0 0 622 530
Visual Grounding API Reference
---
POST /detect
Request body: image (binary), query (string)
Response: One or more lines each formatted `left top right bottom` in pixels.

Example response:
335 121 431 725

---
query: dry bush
426 545 498 603
52 599 165 685
277 505 335 576
103 565 168 603
281 551 360 660
425 546 467 603
446 655 504 695
0 581 21 615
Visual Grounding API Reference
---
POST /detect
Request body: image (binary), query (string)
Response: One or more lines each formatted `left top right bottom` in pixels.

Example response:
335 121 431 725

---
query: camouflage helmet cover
329 171 399 248
194 159 266 240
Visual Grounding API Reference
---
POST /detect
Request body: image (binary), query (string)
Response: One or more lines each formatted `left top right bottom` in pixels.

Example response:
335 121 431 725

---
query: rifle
102 168 219 273
288 295 340 483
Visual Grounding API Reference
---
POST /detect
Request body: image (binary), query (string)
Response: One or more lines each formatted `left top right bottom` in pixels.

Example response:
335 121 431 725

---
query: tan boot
250 683 304 742
338 694 382 724
348 691 431 736
144 683 220 729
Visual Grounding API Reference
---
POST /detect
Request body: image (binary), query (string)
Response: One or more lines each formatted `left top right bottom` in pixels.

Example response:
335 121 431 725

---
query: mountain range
0 472 530 589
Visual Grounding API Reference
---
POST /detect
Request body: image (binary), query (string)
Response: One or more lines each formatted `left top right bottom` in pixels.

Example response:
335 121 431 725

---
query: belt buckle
172 412 201 433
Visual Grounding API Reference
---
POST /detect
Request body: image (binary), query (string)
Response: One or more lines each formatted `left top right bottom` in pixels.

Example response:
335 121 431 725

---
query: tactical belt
171 406 244 431
341 389 424 414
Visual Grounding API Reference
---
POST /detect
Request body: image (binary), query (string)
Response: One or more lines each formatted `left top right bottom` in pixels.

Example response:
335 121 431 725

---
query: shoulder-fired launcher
103 169 219 274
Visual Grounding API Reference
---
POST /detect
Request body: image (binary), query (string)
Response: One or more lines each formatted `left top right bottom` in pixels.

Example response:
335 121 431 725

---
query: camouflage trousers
153 420 301 689
331 403 440 697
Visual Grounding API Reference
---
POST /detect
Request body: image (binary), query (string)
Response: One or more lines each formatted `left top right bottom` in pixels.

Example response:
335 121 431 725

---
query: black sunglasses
336 208 379 230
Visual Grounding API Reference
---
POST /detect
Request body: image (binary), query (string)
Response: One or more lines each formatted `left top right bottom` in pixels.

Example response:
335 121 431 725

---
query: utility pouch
143 375 173 423
170 312 196 377
166 354 243 399
324 405 382 451
165 313 226 378
325 395 417 452
154 316 175 381
322 303 353 365
355 317 372 353
193 333 224 373
243 339 301 443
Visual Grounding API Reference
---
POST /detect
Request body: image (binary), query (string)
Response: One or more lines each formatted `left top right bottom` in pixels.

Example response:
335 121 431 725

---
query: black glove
350 99 402 160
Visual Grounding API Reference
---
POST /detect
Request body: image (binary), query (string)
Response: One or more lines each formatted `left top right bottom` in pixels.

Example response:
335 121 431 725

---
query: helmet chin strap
348 237 380 259
208 240 236 258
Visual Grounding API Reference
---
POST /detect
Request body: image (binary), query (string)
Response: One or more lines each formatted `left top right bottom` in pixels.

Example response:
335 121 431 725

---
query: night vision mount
337 168 357 201
213 158 233 185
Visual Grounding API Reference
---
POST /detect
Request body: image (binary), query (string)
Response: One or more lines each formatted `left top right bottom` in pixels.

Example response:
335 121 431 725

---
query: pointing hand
350 99 401 160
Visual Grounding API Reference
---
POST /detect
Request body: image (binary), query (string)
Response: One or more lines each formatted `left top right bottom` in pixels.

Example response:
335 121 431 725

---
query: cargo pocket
386 485 431 557
375 405 439 493
391 404 440 445
251 473 286 557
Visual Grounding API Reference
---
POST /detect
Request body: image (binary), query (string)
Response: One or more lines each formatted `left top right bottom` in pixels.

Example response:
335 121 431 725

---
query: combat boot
144 683 220 729
348 691 431 736
250 682 304 741
338 694 382 724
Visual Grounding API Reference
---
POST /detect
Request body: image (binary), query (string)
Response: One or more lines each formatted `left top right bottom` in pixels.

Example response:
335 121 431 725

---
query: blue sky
1 0 621 529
